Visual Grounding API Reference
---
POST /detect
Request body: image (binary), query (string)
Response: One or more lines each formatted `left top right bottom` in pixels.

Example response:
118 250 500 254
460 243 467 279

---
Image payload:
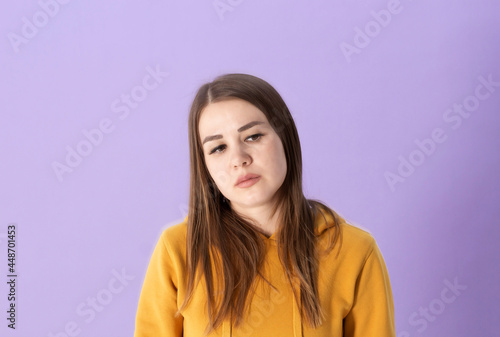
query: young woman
134 74 396 337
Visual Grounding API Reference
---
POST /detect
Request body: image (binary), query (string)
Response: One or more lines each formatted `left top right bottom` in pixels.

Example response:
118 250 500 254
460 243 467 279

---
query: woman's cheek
211 165 230 189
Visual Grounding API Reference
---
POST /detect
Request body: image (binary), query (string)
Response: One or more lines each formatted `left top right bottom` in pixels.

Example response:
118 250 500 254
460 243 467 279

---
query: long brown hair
177 73 341 334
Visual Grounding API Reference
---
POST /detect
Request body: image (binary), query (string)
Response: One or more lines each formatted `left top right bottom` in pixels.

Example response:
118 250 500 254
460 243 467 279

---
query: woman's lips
235 176 261 188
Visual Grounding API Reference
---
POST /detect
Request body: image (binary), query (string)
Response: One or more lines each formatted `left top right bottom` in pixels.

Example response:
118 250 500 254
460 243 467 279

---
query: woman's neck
230 202 281 237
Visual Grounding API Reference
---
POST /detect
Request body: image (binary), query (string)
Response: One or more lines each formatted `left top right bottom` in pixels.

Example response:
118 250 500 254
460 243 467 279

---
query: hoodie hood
313 204 343 237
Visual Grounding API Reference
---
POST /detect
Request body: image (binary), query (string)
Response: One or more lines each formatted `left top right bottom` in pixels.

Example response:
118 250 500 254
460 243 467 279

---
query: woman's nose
231 144 252 168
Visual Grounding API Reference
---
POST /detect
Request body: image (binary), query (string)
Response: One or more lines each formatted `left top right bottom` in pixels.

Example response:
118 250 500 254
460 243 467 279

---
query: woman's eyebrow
202 121 265 145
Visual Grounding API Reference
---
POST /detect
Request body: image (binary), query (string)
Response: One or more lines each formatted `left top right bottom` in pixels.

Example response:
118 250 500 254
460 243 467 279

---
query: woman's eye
209 145 225 154
246 133 263 141
208 134 263 155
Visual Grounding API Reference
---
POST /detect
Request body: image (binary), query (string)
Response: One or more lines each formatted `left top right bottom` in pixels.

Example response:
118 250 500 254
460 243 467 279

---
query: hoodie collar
255 205 339 244
183 205 338 240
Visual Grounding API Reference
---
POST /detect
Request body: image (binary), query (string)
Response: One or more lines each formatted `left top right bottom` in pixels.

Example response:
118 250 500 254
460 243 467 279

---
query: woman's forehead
198 100 270 135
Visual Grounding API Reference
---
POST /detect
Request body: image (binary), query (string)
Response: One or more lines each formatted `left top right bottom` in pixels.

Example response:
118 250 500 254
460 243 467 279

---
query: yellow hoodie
134 207 396 336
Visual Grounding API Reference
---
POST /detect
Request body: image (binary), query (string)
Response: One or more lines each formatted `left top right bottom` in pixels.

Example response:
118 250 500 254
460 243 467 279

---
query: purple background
1 0 499 336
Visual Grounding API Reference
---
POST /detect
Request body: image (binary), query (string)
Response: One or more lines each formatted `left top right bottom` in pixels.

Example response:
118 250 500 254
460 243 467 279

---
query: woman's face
198 98 287 213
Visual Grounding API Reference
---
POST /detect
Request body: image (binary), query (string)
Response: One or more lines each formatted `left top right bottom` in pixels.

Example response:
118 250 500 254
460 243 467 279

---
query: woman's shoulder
158 216 188 251
316 206 378 256
338 218 376 249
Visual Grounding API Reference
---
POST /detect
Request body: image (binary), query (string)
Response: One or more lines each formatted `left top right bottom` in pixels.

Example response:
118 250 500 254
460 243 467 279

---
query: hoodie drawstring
292 281 303 337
